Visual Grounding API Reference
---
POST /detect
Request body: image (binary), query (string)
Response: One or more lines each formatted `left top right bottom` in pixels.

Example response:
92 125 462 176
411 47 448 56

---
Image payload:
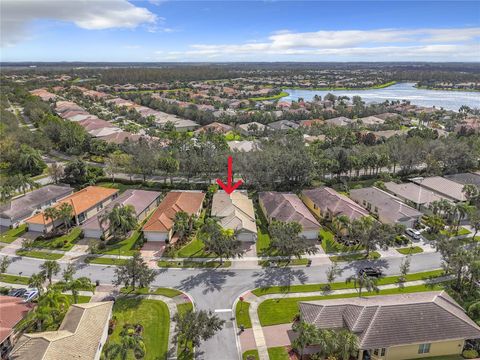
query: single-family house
299 291 480 360
268 120 300 131
25 186 119 233
142 191 205 243
10 302 113 360
211 191 257 242
410 176 467 202
0 296 35 359
358 116 385 126
194 122 233 135
238 122 268 136
228 140 259 152
300 187 370 221
444 172 480 188
82 189 161 239
324 116 353 127
258 192 320 239
384 182 449 212
0 185 73 228
349 187 422 227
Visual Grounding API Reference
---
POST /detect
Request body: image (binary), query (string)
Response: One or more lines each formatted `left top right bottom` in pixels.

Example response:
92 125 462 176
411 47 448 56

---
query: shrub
463 349 478 359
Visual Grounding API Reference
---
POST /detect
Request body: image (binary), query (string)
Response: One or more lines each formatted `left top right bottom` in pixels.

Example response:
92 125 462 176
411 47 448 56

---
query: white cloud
1 0 157 47
164 27 480 61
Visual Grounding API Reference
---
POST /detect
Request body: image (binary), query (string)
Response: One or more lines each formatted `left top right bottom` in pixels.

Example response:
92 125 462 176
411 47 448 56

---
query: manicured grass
320 228 363 253
177 302 194 360
267 347 290 360
109 298 170 360
16 249 64 260
258 283 444 326
100 230 142 256
235 300 252 328
243 350 259 360
440 227 471 236
175 237 215 258
85 256 129 266
32 227 82 251
120 286 183 298
255 203 272 255
157 260 231 268
330 251 380 262
0 274 30 285
66 295 91 304
397 246 424 255
248 91 289 101
258 258 309 267
283 81 396 91
251 269 445 296
96 181 147 193
0 224 27 244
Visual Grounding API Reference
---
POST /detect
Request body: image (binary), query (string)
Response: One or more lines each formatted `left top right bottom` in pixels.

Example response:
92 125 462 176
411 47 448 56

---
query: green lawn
16 249 64 260
258 283 444 326
397 246 424 255
258 258 309 267
251 269 444 296
100 230 142 256
108 298 170 360
96 181 151 193
267 347 290 360
66 295 91 304
330 251 380 262
120 286 183 298
32 227 82 251
243 350 259 360
255 203 271 255
235 300 252 328
0 274 30 285
85 257 129 266
157 260 231 268
320 228 363 253
440 227 471 236
0 224 27 244
174 237 215 258
177 302 194 360
248 91 289 101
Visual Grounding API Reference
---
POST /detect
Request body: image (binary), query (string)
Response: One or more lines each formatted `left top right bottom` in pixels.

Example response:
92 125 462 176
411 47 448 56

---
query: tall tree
199 218 243 264
0 256 11 274
269 221 318 262
63 277 95 304
292 320 319 360
346 272 379 297
29 272 47 295
40 260 61 285
57 202 73 231
112 253 156 290
103 204 138 239
48 163 64 184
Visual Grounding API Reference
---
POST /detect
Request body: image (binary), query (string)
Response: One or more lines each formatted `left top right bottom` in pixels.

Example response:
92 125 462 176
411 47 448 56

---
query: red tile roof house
258 192 320 239
25 186 119 234
0 296 34 359
300 187 370 221
82 189 161 239
142 191 205 243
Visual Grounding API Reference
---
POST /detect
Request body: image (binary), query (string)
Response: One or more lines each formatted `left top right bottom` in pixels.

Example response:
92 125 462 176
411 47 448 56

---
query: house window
380 348 386 356
374 349 379 356
418 343 431 354
97 203 103 211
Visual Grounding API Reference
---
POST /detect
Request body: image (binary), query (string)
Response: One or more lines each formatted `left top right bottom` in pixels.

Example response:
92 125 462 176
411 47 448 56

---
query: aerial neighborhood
1 2 480 359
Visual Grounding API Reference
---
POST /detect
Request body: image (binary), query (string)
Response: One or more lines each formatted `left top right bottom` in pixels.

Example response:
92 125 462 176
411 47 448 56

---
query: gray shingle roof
444 173 480 187
411 176 467 202
0 185 73 223
300 291 480 349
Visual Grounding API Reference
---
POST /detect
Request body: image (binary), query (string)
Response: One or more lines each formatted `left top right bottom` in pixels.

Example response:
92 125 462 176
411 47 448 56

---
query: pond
281 82 479 111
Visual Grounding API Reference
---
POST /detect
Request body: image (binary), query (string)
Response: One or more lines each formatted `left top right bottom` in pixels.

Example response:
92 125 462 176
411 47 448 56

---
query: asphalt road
4 251 443 360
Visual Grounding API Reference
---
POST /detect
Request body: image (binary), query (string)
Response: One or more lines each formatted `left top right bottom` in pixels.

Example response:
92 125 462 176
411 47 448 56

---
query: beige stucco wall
300 194 322 218
380 339 464 360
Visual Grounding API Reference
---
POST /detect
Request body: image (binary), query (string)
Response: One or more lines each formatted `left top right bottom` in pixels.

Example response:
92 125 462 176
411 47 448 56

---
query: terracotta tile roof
10 302 113 360
300 291 480 349
26 186 118 225
0 296 34 343
143 191 205 233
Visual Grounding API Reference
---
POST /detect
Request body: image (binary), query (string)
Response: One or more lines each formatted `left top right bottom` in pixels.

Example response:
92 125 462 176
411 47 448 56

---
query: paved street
3 251 443 359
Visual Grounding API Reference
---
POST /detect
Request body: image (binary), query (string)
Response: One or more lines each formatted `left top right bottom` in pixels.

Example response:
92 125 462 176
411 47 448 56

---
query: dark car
359 267 383 278
8 288 27 297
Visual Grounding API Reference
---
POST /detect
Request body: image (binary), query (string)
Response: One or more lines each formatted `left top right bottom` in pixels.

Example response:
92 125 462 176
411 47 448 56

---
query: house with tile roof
444 172 480 188
410 176 467 202
142 191 205 242
349 187 422 227
10 302 113 360
211 191 257 242
299 291 480 360
384 181 450 212
0 185 73 228
300 187 370 221
0 296 35 359
194 122 233 135
259 191 320 239
82 189 161 239
25 186 119 233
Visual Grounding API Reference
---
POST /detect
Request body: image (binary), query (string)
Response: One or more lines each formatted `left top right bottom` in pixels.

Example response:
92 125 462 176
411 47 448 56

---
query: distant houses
259 191 320 239
211 191 257 242
142 191 205 243
349 187 422 227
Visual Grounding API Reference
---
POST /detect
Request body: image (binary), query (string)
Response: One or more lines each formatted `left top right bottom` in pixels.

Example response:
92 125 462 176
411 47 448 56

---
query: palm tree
453 202 473 234
63 276 95 303
463 184 479 204
346 272 379 297
292 321 320 360
43 207 59 235
37 289 71 324
28 272 47 295
335 329 359 360
173 211 196 242
315 329 336 359
57 202 73 232
105 204 138 239
104 325 146 360
40 260 61 285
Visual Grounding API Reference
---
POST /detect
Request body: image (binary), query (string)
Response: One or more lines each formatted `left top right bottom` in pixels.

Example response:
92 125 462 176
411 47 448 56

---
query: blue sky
1 1 479 62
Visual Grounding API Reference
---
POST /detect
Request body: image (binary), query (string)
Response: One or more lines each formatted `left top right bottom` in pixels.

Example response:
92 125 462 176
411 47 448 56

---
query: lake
282 82 479 111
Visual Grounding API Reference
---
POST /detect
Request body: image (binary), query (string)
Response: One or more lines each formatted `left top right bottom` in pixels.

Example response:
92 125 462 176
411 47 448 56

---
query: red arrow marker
216 156 243 195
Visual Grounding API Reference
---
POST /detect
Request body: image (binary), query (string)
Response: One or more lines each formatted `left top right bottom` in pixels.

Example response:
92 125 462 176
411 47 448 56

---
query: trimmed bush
463 349 479 359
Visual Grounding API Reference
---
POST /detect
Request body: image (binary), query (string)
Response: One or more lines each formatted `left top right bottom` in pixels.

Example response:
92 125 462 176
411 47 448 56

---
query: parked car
405 228 421 240
359 267 383 278
21 289 39 303
8 288 27 297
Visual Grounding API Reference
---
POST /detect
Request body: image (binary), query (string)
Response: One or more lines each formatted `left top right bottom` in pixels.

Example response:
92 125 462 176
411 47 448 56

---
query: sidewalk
238 276 450 360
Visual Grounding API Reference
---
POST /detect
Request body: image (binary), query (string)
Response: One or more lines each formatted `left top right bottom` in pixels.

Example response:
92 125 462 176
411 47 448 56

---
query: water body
282 82 479 111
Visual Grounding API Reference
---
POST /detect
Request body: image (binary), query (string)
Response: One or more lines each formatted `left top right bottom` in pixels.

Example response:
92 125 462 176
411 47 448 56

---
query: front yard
16 249 64 260
32 227 82 251
0 224 28 244
107 297 170 360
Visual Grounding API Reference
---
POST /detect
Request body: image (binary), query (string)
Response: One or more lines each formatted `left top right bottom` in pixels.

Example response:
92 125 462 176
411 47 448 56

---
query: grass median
16 249 64 260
